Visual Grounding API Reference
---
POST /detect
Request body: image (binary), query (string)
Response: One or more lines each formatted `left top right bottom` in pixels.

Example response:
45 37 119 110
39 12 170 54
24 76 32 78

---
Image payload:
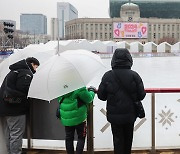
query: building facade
20 14 47 35
57 2 78 39
50 18 58 40
109 0 180 18
65 2 180 44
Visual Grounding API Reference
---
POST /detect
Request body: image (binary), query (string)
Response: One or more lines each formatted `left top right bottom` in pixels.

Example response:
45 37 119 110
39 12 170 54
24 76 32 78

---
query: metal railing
26 88 180 154
145 88 180 154
86 88 180 154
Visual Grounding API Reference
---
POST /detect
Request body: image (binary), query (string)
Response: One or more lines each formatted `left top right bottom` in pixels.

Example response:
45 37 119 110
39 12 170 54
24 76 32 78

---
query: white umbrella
28 49 105 101
0 48 55 85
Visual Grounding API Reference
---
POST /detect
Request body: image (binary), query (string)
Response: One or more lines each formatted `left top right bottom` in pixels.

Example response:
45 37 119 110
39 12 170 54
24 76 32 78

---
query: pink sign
113 22 148 38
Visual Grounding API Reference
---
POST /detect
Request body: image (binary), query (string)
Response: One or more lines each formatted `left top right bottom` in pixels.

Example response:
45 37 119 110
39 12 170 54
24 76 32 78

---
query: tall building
109 0 180 18
57 2 78 39
50 18 58 40
20 14 47 35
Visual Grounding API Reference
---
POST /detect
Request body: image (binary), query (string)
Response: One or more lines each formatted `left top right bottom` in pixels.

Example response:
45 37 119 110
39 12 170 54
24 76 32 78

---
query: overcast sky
0 0 109 33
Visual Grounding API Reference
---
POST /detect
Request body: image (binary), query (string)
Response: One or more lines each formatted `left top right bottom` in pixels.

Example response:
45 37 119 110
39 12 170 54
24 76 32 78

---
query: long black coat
0 59 34 116
97 48 146 125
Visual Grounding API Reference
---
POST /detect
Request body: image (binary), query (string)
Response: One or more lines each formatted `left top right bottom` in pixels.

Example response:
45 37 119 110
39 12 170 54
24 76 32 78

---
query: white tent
43 41 59 50
144 42 157 52
27 43 54 51
24 42 57 55
157 42 171 53
116 41 130 50
89 40 107 53
102 41 117 53
57 40 77 53
130 42 144 52
171 42 180 52
73 39 94 51
44 40 78 53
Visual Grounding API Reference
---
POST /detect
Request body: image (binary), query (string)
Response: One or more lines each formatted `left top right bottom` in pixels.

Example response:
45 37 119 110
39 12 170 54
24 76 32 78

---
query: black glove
87 86 96 93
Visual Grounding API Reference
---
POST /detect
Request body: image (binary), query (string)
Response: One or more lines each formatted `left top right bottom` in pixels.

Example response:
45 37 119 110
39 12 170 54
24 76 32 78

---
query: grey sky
0 0 109 33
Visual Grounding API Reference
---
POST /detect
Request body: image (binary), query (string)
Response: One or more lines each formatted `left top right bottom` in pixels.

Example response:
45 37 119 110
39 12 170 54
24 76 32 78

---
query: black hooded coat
0 59 35 116
97 48 146 124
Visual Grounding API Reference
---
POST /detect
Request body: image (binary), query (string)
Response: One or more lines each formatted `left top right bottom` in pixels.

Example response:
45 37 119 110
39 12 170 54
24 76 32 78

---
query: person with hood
0 57 40 154
97 48 146 154
57 87 95 154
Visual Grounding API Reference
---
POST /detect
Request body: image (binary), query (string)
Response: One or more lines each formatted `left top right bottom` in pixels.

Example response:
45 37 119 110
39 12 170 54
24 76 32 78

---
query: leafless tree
158 36 178 45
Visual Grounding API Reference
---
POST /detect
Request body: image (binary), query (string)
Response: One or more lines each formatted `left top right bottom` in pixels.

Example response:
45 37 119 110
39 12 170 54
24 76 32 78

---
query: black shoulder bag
56 97 65 119
112 70 145 119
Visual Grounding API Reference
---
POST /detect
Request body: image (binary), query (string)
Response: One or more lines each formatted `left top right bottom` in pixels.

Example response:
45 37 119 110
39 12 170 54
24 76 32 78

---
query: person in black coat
97 48 146 154
0 57 40 154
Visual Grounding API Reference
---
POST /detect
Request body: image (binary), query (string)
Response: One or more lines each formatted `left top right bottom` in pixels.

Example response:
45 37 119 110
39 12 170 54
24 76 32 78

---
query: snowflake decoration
159 109 174 127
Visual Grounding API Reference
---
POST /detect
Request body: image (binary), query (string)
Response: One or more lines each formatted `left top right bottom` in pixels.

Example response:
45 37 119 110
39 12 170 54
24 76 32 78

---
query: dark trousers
111 123 134 154
65 121 87 154
1 115 26 154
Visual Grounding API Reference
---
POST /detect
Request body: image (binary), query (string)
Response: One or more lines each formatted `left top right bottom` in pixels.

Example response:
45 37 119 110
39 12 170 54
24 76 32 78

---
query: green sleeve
78 88 95 104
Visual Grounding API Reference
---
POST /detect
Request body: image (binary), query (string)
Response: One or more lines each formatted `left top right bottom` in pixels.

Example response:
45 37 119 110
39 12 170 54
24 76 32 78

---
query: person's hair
26 57 40 66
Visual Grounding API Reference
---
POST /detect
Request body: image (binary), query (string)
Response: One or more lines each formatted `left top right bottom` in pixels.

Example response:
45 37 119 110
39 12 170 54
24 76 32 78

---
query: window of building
81 24 83 30
86 24 88 30
95 24 98 30
91 33 93 39
167 25 170 31
154 25 156 31
126 11 135 15
91 24 93 30
109 24 112 30
163 25 165 31
105 24 107 31
172 33 174 38
100 33 102 39
172 25 174 31
95 33 98 39
100 24 102 30
76 33 78 38
153 33 156 39
109 33 112 39
105 33 107 39
177 25 180 31
149 25 151 31
77 24 79 31
158 25 161 31
68 27 70 33
148 33 151 40
86 33 88 38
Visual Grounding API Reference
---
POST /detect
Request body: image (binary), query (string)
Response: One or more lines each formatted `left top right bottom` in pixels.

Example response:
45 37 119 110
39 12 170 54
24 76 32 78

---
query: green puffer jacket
57 87 95 126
